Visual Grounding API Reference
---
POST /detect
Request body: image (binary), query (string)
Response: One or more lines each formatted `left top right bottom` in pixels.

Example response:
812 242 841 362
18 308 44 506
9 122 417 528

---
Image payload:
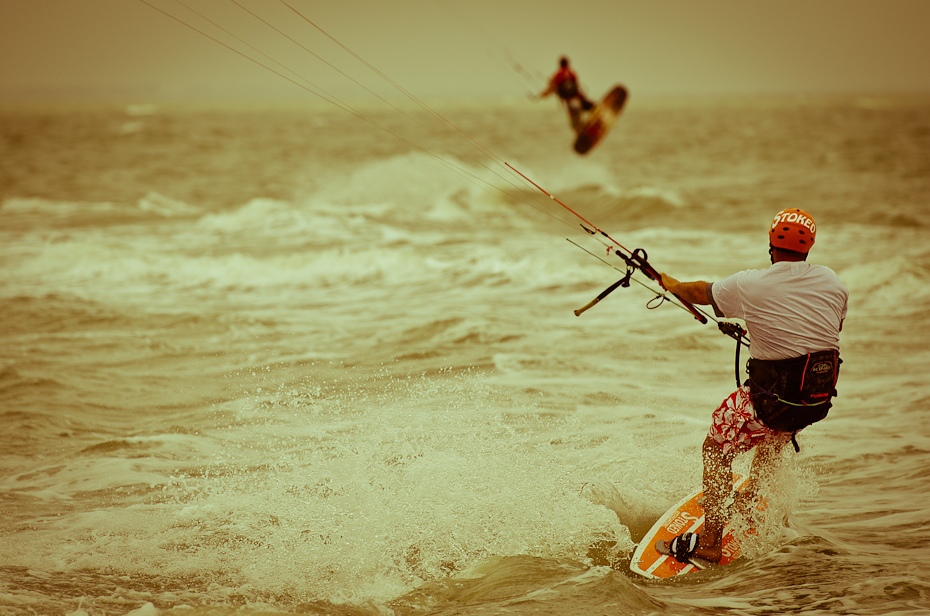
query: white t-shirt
711 261 848 361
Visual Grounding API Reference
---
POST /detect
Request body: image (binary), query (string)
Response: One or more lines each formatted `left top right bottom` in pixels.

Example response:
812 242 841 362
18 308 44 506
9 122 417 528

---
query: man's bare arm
660 273 714 306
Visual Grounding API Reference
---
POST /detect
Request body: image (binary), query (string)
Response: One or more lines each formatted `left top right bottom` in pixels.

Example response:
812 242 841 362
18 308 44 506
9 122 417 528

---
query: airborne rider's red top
550 68 580 100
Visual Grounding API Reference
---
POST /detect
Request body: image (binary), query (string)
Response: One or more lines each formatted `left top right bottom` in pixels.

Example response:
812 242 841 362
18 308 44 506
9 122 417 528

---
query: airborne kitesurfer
538 56 595 132
658 208 848 565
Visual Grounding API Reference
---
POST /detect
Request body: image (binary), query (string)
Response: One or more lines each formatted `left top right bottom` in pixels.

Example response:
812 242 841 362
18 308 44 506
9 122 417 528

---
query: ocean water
2 93 930 616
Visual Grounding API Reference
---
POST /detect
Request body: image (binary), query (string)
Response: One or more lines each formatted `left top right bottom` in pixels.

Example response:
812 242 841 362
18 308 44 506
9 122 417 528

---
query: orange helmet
769 208 816 253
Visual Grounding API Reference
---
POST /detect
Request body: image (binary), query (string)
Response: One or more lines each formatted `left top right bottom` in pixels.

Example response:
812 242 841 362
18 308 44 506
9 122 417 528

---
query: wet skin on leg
694 433 790 563
694 435 736 563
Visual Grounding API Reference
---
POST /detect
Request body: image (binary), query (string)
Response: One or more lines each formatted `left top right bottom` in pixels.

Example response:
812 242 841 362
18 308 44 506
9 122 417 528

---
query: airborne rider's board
573 85 628 155
628 474 765 579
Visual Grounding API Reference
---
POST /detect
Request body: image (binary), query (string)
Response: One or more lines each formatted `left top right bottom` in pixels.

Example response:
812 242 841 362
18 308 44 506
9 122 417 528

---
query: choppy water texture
2 93 930 615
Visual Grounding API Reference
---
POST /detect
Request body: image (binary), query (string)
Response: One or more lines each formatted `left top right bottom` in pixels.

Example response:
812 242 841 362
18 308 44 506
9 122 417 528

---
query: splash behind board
573 85 628 155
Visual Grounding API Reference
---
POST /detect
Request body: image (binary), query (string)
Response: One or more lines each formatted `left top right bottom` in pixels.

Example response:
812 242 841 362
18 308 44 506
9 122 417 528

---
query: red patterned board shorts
708 385 786 455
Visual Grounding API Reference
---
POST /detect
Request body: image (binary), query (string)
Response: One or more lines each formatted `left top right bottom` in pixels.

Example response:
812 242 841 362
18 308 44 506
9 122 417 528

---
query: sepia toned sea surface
2 93 930 615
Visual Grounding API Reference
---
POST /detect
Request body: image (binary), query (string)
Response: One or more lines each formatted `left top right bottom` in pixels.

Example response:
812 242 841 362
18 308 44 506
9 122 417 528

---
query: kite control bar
504 162 708 324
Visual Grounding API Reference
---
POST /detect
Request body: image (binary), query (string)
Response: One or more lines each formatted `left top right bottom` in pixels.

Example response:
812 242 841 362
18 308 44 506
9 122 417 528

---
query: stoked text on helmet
769 208 816 254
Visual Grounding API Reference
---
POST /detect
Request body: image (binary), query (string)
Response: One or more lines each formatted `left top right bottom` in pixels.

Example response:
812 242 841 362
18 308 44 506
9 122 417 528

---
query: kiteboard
573 85 628 155
628 474 765 579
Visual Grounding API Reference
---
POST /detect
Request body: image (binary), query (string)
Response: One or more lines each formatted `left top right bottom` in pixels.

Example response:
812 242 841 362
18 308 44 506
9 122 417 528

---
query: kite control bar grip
573 299 599 317
574 273 632 317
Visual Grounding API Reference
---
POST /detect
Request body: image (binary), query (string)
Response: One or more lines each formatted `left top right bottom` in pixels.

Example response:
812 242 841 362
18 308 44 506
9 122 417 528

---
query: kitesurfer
538 56 595 132
658 208 848 565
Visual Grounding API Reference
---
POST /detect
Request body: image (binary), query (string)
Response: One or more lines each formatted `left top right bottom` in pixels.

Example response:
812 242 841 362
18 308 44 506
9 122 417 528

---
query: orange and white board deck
629 474 759 579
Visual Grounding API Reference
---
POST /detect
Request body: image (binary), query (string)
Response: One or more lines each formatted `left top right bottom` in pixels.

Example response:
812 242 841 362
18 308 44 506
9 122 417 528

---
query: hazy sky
2 0 929 103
